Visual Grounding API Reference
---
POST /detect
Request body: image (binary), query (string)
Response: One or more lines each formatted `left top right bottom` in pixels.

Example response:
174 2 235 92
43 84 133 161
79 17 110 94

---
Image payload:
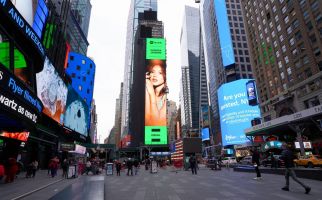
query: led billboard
63 85 89 136
202 128 210 141
146 38 166 60
201 105 209 127
145 55 167 145
218 79 261 146
0 131 30 142
36 57 67 124
214 0 235 67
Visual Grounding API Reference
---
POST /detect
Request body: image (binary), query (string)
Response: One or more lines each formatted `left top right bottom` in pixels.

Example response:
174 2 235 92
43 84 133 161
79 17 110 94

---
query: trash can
106 163 113 175
67 165 77 179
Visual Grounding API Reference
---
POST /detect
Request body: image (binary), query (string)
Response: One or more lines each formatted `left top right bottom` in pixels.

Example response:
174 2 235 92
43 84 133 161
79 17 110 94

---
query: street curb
11 178 65 200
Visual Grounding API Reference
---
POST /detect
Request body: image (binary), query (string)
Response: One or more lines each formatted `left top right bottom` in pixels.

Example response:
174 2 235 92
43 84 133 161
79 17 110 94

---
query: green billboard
145 126 167 145
146 38 166 60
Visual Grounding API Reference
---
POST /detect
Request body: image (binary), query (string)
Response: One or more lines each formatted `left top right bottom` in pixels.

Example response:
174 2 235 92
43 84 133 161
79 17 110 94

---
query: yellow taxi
293 155 322 168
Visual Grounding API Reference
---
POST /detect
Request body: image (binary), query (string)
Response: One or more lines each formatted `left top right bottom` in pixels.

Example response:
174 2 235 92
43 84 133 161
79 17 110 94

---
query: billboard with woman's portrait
144 38 167 145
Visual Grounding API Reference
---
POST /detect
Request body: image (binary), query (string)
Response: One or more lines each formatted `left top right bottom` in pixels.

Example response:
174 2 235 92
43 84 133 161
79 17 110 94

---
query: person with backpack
280 143 311 194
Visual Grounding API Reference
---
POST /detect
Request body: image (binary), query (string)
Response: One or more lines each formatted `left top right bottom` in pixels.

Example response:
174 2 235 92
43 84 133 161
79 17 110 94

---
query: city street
3 166 321 200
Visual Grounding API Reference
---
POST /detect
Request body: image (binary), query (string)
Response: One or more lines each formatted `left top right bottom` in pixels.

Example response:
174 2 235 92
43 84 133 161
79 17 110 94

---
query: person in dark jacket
115 161 121 176
189 155 197 175
251 147 262 180
126 158 133 176
280 143 311 194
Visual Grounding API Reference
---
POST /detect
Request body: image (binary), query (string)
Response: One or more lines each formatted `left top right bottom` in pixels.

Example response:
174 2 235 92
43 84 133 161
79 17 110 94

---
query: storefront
245 105 322 156
0 0 46 164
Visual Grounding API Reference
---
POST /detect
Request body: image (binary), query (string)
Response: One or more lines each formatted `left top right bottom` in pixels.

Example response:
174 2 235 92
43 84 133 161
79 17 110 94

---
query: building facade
180 6 203 132
242 0 322 121
121 0 158 141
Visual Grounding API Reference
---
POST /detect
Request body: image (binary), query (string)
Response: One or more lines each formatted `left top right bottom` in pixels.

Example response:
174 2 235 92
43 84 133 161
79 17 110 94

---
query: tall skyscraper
180 6 202 132
200 0 253 137
121 0 158 140
242 0 322 121
167 101 177 143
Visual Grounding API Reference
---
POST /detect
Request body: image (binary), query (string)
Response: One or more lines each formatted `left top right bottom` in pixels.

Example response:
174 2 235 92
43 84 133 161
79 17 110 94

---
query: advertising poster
36 57 68 124
145 38 168 145
64 85 89 136
0 131 29 142
201 105 209 127
202 128 210 141
218 79 261 146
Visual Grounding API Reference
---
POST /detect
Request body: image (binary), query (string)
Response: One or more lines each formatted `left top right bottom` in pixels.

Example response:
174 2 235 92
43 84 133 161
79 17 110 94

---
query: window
280 72 285 79
311 0 319 12
287 67 292 75
274 40 278 47
277 24 281 32
309 34 317 44
287 26 292 34
279 35 284 42
292 19 299 29
290 37 295 46
82 60 86 64
303 55 309 65
273 5 276 12
275 15 279 22
284 16 289 24
76 65 81 70
295 31 302 41
282 6 287 14
284 56 289 64
306 21 313 30
276 51 280 58
282 45 286 53
0 31 10 68
70 56 74 60
78 85 82 91
314 47 321 56
303 10 309 21
278 61 283 68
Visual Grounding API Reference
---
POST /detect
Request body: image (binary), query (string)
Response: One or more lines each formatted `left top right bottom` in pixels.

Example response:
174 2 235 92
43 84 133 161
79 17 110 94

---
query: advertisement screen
146 38 166 60
246 80 258 106
218 79 261 146
0 131 29 142
201 106 209 127
214 0 235 67
36 57 68 124
145 57 167 145
64 85 89 136
202 128 210 141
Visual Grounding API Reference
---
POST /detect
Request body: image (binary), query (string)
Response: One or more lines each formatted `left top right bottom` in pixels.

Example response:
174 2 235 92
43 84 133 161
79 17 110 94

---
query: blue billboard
218 79 261 146
63 85 89 136
214 0 235 67
202 128 210 141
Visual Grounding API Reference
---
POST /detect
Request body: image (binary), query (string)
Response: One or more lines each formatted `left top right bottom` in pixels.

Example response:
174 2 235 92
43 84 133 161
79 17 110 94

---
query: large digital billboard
202 128 210 141
146 38 166 60
201 105 210 127
36 57 68 124
63 85 89 136
214 0 235 67
145 39 167 145
218 79 261 146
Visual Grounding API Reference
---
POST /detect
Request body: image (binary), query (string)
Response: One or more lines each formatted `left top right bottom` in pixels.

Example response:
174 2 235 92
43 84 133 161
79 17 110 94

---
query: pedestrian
5 157 18 183
280 143 311 194
270 153 277 169
49 157 59 178
189 155 197 175
0 161 5 182
31 160 38 178
126 158 133 176
251 147 262 180
62 159 69 178
116 161 121 176
133 159 139 175
85 160 92 175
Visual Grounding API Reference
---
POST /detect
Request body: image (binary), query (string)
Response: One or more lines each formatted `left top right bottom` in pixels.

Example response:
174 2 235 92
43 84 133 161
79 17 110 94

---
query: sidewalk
0 169 65 200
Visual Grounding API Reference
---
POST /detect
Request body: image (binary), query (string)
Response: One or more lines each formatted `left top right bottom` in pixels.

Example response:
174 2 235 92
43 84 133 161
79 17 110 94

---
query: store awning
245 105 322 137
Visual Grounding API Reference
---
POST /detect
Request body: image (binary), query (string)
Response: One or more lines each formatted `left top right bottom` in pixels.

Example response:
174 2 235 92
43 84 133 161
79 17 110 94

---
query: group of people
113 158 140 176
251 143 311 194
0 158 39 183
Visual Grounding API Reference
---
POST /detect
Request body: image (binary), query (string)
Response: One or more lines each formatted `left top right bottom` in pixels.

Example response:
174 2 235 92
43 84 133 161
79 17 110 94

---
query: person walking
31 160 38 178
280 143 311 194
251 147 262 180
85 160 92 175
116 161 121 176
5 157 18 183
0 161 5 181
133 159 139 175
126 158 133 176
189 155 197 175
62 159 69 178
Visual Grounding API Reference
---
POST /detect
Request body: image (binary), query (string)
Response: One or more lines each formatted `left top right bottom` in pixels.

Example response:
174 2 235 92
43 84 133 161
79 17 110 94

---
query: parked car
239 156 252 165
222 157 237 165
293 155 322 168
260 155 285 168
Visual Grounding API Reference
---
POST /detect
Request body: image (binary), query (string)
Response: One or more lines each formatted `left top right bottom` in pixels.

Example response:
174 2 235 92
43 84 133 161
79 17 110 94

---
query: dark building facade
129 10 164 147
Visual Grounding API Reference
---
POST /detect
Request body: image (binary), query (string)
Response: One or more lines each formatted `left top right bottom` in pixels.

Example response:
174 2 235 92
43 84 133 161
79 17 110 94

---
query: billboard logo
246 80 258 106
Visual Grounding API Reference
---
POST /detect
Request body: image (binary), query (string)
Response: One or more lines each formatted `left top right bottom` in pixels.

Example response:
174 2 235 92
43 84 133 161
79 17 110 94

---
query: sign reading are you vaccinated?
220 92 249 111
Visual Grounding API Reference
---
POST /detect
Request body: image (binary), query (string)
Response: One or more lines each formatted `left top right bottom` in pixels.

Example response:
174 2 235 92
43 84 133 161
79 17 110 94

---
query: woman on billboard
145 60 167 126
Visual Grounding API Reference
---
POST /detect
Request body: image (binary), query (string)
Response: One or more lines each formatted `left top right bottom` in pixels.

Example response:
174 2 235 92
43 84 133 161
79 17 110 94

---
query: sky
87 0 198 143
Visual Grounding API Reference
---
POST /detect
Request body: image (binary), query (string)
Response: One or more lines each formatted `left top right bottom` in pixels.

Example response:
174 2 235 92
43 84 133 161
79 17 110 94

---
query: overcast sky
87 0 198 143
